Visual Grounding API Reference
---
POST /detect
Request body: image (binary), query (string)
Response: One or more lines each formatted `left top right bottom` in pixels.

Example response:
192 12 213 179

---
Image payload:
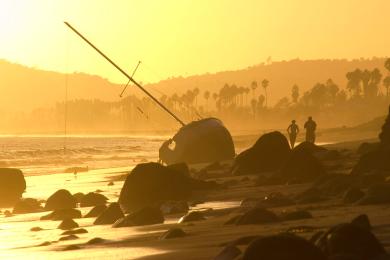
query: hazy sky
1 0 390 84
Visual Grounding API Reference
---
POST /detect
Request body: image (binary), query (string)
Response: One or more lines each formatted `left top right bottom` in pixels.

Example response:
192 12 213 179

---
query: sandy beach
0 128 388 259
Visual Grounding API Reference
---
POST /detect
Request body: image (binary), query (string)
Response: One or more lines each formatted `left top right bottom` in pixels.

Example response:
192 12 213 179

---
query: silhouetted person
287 120 299 148
304 116 317 143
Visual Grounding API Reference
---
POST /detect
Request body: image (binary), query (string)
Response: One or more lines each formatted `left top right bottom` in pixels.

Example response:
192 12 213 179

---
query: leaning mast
64 22 186 127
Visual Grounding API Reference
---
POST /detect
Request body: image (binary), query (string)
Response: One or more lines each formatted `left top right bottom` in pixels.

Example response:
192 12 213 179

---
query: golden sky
0 0 390 84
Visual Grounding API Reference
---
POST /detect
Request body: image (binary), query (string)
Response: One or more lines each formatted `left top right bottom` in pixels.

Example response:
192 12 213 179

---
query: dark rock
235 208 279 225
351 214 371 231
277 146 325 183
0 168 26 206
63 245 81 251
160 228 186 240
328 255 362 260
95 189 103 193
40 208 82 220
261 192 295 208
315 223 385 259
72 192 85 203
280 210 312 221
178 211 206 223
45 189 76 210
358 183 390 205
313 174 354 196
4 210 12 217
38 241 51 247
243 233 326 260
160 201 189 215
61 228 88 235
215 245 241 260
107 181 114 186
58 218 79 230
79 192 108 207
118 163 193 213
59 235 79 241
84 205 107 218
232 131 291 175
94 202 124 225
167 163 190 176
113 207 164 227
13 198 43 214
352 149 390 175
343 188 365 204
86 237 106 245
30 226 43 232
295 187 325 204
357 142 380 155
224 215 243 225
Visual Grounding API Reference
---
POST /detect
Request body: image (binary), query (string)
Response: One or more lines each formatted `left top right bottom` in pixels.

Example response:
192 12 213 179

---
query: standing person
304 116 317 143
287 120 299 148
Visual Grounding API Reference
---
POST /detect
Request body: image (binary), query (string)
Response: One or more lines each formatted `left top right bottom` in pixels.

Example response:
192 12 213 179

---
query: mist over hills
0 57 387 114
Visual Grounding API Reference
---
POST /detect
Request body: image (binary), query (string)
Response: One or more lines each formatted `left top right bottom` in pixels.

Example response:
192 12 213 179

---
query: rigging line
64 31 70 154
119 60 141 98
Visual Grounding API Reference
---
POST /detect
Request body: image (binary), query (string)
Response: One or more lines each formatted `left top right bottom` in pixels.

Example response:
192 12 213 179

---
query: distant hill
0 57 388 113
149 58 388 105
0 59 121 113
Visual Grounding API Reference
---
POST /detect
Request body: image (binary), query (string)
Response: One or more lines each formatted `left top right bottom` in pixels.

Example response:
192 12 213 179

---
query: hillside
0 57 388 114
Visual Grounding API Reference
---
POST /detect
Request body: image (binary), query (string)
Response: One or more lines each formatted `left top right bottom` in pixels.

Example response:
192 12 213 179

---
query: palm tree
251 81 258 99
262 79 269 107
203 91 210 111
291 84 299 103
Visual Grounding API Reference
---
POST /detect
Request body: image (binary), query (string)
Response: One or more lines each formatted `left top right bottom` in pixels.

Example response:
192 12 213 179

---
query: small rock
30 226 43 232
235 208 279 225
178 211 206 223
280 210 313 221
61 228 88 235
94 203 124 225
160 228 186 240
84 205 107 218
59 235 79 241
214 245 241 260
13 198 43 214
58 218 79 230
86 237 106 245
63 245 81 251
45 189 76 210
41 208 82 221
113 207 164 227
38 241 51 247
343 188 365 204
160 201 189 215
72 192 85 203
351 214 371 231
80 192 108 207
108 181 114 186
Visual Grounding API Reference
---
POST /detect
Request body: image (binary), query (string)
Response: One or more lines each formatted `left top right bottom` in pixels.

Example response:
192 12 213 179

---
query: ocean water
0 135 170 176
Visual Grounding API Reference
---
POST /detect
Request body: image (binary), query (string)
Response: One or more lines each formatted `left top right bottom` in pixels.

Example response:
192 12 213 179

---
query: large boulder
277 146 325 183
232 131 291 175
112 207 164 227
118 163 193 213
44 189 76 211
315 223 385 259
352 106 390 175
159 118 235 165
244 233 326 260
0 168 26 206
